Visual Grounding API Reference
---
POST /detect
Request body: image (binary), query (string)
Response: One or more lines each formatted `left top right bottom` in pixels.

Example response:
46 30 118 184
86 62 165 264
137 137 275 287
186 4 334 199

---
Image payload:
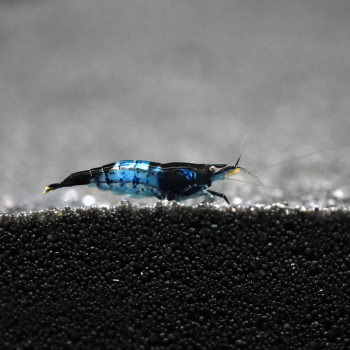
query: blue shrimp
43 152 262 205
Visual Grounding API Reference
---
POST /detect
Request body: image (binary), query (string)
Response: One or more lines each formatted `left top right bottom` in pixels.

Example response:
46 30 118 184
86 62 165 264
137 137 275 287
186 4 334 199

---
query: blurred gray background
1 0 350 212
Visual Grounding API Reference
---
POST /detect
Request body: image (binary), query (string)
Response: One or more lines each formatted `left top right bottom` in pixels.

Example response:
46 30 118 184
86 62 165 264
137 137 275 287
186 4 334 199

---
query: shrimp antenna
235 134 249 167
237 167 266 192
232 135 266 191
251 144 349 173
226 177 293 192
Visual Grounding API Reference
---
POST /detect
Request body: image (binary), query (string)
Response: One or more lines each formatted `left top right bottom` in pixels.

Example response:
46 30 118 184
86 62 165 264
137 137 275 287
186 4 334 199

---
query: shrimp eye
209 166 217 172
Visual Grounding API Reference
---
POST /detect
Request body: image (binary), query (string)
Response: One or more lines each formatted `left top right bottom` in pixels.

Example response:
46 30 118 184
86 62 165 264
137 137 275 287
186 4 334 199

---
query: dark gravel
0 203 349 349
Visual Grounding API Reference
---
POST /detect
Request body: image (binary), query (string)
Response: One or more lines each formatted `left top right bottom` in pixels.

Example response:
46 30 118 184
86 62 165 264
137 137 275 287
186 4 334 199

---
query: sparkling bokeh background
1 0 350 212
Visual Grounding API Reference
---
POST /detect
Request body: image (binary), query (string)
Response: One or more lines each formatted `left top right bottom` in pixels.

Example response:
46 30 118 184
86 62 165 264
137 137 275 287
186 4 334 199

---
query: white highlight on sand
82 195 96 206
332 189 344 200
63 189 78 202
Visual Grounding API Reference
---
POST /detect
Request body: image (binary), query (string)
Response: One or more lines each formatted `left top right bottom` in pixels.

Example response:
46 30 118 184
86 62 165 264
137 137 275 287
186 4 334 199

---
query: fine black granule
0 203 349 350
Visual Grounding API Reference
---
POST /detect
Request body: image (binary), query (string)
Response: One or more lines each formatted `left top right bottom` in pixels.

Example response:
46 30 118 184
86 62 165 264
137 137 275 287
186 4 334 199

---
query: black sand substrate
0 203 349 350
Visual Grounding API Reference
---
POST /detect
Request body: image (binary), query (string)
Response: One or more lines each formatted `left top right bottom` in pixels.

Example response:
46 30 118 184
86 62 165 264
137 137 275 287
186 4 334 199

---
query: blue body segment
88 160 163 198
178 169 196 180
